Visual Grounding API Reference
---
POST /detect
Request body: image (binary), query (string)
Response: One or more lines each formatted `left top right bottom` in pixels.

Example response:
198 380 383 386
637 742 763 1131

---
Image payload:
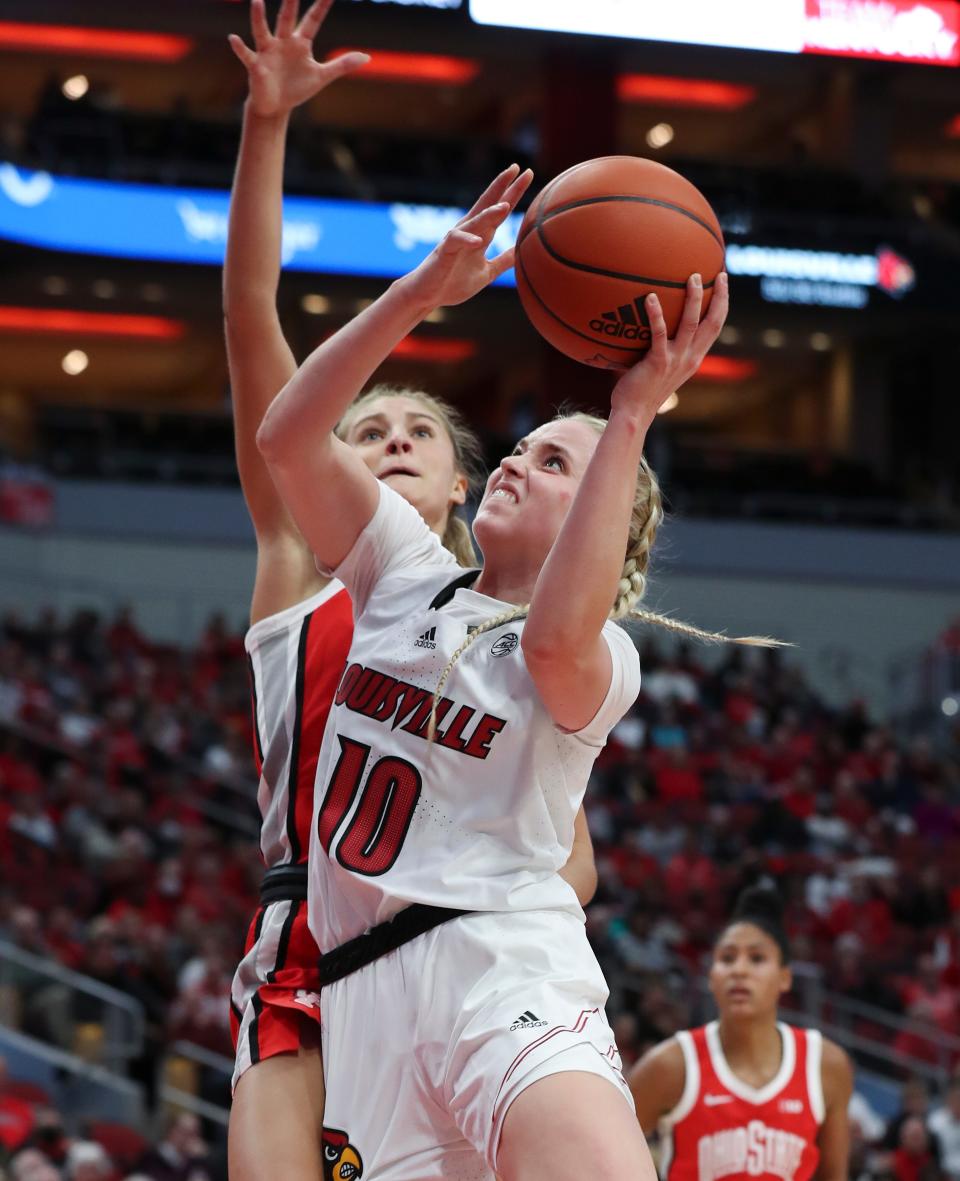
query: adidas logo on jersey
415 627 437 649
588 297 653 343
703 1093 734 1106
510 1010 548 1031
779 1098 804 1114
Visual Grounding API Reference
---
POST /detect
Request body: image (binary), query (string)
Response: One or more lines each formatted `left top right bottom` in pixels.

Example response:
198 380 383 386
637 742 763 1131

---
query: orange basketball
514 156 725 370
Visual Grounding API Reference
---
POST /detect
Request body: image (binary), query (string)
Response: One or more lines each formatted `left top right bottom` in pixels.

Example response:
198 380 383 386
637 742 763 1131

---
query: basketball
514 156 725 370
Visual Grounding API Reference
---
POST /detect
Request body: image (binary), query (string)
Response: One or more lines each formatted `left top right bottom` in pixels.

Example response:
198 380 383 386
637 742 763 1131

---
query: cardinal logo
323 1128 363 1181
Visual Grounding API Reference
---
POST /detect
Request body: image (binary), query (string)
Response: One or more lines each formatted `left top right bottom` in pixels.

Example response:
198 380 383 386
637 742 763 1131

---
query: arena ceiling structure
0 0 958 521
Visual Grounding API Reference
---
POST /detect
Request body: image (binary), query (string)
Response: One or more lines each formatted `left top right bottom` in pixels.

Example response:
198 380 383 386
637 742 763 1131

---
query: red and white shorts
230 898 323 1090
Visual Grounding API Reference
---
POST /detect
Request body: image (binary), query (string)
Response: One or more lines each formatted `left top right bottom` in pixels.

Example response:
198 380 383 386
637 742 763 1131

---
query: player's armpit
559 806 597 906
815 1038 853 1181
628 1037 686 1134
250 533 330 626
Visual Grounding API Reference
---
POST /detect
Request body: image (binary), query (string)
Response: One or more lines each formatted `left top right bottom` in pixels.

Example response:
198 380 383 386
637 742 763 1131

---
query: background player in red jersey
629 886 853 1181
223 4 599 1181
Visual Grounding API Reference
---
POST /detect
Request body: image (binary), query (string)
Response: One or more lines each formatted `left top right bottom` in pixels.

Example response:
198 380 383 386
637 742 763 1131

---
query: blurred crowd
0 604 959 1176
0 1053 220 1181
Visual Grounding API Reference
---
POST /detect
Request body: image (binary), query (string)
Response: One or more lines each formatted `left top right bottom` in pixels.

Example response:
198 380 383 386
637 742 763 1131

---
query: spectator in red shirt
0 1056 35 1153
653 745 704 804
664 830 719 903
891 1116 942 1181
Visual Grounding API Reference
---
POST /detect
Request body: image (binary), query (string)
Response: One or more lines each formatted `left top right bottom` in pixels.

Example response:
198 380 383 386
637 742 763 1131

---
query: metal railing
610 958 960 1090
0 713 259 840
0 1023 144 1132
160 1040 233 1128
0 939 144 1072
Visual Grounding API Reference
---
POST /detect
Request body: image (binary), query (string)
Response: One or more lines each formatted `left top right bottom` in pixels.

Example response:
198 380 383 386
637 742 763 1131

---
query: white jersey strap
665 1030 701 1127
659 1031 701 1181
805 1027 826 1124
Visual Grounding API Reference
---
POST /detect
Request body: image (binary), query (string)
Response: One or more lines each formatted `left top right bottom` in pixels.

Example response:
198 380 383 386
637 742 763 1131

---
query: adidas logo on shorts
415 627 437 649
509 1010 548 1031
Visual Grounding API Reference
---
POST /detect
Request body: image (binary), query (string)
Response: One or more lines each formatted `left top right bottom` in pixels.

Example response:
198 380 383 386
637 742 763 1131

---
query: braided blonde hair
336 384 485 568
427 411 785 737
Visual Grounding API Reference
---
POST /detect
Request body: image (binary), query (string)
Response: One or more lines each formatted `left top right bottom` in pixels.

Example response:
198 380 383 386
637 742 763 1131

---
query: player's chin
382 472 421 488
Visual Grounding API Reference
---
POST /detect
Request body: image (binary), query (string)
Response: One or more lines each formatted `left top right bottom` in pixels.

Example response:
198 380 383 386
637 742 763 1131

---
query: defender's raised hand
610 271 729 424
228 0 369 118
403 164 534 311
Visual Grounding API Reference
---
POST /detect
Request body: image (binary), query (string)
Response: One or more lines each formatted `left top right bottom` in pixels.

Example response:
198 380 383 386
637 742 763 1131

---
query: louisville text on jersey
334 662 507 759
698 1122 807 1181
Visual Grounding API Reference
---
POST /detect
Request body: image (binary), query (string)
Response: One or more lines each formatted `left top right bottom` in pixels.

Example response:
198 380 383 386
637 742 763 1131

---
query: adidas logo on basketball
589 297 652 342
510 1010 548 1031
415 627 437 649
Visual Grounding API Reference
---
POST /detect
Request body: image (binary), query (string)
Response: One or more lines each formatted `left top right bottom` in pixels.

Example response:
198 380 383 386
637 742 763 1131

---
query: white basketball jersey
307 483 641 949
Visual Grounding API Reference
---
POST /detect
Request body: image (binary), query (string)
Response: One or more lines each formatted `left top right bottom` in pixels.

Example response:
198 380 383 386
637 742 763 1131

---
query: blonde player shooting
256 157 778 1180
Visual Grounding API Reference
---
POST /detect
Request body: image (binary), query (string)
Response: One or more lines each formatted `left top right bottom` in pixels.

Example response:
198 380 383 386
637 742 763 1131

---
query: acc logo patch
491 632 519 657
323 1128 363 1181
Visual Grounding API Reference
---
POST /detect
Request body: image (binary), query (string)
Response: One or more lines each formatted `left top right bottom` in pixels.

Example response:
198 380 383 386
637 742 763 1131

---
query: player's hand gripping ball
515 155 725 370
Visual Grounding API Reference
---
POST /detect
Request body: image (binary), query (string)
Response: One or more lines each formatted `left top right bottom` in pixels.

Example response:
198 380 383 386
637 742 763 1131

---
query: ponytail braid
427 410 787 740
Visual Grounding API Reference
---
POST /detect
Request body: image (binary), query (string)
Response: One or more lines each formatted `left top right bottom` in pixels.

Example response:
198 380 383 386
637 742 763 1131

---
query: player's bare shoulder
820 1036 853 1108
628 1035 687 1133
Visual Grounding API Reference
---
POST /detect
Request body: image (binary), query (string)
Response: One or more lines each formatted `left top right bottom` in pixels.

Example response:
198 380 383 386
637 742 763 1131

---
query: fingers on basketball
675 275 704 345
646 294 668 353
489 246 516 281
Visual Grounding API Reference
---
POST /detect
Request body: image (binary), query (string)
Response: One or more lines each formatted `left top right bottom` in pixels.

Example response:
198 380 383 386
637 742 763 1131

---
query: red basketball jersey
662 1022 824 1181
245 582 354 867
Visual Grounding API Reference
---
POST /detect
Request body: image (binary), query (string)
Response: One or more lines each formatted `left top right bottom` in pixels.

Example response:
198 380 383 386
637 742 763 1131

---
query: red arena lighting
617 74 756 110
0 308 186 339
0 22 194 61
695 356 759 381
390 335 477 362
330 49 481 85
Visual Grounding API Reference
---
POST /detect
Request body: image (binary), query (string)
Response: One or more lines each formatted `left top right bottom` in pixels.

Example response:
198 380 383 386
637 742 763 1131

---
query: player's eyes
360 429 382 441
545 454 565 470
413 426 433 438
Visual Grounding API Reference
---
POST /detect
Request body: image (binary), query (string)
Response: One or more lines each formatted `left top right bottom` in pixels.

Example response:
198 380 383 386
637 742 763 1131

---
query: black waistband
259 864 308 905
319 904 470 986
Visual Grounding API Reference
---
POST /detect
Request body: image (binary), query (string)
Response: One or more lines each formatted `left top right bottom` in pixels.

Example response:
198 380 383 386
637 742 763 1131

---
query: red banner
804 0 960 65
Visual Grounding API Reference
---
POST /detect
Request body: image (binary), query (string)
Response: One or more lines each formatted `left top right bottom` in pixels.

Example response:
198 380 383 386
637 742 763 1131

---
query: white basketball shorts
319 908 633 1180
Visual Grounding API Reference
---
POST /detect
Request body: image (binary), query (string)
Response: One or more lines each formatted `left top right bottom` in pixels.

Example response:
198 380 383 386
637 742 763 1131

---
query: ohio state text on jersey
662 1022 824 1181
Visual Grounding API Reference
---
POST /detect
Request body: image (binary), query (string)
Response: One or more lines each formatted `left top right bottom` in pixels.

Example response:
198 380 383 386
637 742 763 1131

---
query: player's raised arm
521 274 729 733
224 0 367 621
257 164 532 572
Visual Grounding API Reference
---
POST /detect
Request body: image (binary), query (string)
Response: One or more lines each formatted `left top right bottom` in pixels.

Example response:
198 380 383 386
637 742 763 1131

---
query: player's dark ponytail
721 884 791 963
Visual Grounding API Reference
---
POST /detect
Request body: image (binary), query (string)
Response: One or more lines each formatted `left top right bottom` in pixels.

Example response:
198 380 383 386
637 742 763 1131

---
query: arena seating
1 605 958 1179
